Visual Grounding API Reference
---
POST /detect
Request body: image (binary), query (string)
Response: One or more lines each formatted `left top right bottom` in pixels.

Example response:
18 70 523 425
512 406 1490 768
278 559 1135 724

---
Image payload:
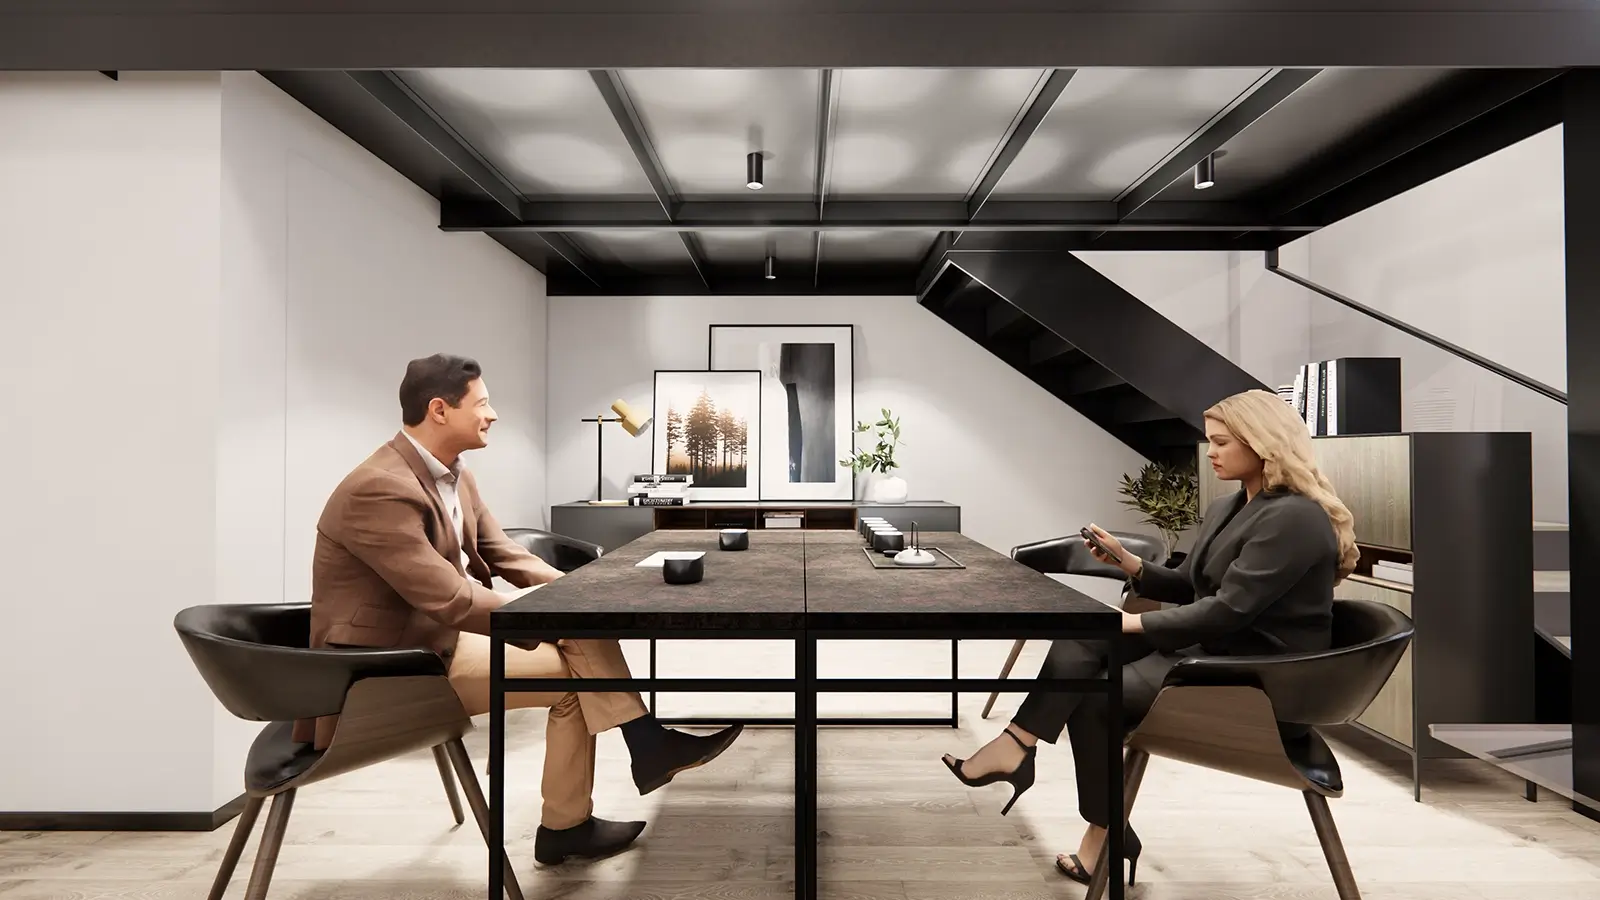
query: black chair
982 531 1168 718
174 604 524 900
1083 597 1415 900
502 527 603 572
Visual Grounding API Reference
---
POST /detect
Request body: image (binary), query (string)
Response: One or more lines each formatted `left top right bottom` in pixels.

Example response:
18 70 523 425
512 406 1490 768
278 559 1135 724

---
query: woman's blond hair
1205 389 1359 580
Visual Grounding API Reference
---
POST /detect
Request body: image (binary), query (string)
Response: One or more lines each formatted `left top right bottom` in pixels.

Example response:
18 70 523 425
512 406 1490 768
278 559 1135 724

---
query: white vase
868 473 908 504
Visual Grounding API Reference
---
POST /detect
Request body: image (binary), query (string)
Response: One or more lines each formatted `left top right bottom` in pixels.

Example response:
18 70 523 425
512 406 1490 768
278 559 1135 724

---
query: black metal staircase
918 250 1268 465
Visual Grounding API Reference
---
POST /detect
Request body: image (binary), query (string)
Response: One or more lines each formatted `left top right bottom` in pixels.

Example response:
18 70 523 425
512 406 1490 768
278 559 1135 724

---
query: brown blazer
291 433 554 745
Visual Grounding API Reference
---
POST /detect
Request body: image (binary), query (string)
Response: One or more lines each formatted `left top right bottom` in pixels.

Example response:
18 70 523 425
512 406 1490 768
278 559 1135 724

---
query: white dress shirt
403 432 473 575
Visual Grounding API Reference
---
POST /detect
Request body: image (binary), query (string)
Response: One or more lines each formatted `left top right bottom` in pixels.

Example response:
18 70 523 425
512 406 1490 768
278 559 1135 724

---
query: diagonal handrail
1264 249 1567 405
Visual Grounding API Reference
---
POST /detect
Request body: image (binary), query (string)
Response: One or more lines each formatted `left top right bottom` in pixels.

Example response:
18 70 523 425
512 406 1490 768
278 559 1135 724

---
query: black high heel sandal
940 728 1037 816
1054 826 1142 886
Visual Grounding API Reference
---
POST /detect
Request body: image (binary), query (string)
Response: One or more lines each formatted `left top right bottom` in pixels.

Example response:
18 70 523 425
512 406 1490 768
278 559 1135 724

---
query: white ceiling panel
617 68 820 198
829 68 1049 198
397 69 656 197
820 230 940 263
995 67 1272 199
696 230 815 265
573 230 694 271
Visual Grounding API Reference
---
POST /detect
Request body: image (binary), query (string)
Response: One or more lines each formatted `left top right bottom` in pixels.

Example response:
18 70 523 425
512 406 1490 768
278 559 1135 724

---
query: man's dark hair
399 354 482 426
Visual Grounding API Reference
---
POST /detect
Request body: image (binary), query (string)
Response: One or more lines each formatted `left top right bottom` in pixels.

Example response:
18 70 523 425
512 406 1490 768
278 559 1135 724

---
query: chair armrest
1163 634 1410 727
546 533 604 570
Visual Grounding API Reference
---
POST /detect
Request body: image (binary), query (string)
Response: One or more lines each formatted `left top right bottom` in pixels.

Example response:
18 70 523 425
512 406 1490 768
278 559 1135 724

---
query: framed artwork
651 369 762 502
708 324 855 501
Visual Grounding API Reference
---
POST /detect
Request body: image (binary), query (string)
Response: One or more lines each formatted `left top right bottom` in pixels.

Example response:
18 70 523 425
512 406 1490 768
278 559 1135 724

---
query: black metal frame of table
486 621 1124 900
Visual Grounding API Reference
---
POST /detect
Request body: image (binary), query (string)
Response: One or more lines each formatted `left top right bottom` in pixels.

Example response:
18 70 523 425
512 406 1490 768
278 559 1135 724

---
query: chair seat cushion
1284 728 1343 794
246 721 325 794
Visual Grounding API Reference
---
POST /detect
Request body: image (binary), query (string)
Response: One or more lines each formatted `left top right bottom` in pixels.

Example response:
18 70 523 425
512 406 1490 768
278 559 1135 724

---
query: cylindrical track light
747 151 764 190
764 255 776 280
1194 153 1216 190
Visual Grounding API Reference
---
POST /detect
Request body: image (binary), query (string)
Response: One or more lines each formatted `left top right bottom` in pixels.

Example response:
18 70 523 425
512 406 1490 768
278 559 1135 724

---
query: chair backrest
503 527 603 571
173 604 441 723
1166 597 1415 726
1011 530 1166 579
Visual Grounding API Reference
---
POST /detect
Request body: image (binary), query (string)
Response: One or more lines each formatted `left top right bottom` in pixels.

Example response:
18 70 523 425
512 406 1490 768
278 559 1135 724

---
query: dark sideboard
549 500 961 553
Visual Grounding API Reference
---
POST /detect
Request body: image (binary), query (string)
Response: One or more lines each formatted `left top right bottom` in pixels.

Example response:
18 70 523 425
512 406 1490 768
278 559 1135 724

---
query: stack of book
1371 559 1414 586
1278 357 1402 437
627 474 692 506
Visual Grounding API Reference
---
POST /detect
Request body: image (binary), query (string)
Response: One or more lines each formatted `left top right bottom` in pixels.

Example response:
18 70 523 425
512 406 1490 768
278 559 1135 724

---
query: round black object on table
663 554 705 584
719 528 750 551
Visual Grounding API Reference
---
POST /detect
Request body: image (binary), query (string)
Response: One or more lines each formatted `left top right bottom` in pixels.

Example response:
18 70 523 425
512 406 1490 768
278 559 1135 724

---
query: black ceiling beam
936 231 1288 253
1260 68 1567 228
14 4 1600 69
963 69 1075 227
441 199 1315 234
344 70 603 288
1117 67 1320 220
588 69 711 290
812 68 840 287
548 266 918 298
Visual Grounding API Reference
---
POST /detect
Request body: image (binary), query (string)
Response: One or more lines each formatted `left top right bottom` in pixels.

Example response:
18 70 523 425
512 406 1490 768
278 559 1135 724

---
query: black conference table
487 528 1126 900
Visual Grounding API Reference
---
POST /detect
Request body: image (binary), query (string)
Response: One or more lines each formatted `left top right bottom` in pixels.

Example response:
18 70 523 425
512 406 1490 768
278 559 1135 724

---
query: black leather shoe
532 816 647 866
630 723 744 795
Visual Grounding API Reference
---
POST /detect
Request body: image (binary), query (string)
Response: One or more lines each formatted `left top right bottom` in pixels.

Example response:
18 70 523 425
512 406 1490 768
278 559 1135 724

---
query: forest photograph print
708 325 854 501
651 369 762 501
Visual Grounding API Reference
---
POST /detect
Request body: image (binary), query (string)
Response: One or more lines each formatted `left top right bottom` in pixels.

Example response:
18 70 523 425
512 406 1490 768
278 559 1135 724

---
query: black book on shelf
1296 357 1402 436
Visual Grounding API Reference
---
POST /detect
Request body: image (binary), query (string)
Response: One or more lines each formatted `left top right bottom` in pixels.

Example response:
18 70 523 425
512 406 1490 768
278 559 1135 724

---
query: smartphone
1079 526 1123 565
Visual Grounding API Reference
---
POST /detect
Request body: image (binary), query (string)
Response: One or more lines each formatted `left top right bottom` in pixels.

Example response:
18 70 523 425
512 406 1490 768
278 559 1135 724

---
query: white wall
0 72 223 814
0 71 548 816
214 72 549 807
1295 125 1567 522
546 294 1157 568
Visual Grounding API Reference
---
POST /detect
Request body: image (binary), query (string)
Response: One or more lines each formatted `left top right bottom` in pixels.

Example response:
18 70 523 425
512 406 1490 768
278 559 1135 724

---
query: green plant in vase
840 408 908 503
1116 460 1201 560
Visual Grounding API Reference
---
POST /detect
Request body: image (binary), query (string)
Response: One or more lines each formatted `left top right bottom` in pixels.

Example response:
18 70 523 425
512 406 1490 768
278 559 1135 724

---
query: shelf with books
1281 357 1402 437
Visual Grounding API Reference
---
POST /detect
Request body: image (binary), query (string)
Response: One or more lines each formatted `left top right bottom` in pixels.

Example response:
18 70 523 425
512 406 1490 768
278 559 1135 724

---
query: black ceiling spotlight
764 255 776 280
1194 152 1216 190
747 151 764 190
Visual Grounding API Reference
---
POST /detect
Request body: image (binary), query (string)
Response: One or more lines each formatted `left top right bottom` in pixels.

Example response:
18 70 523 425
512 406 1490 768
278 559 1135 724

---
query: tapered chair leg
1305 791 1361 900
433 744 466 825
444 738 526 900
242 789 295 900
1086 748 1151 900
981 639 1028 719
206 795 264 900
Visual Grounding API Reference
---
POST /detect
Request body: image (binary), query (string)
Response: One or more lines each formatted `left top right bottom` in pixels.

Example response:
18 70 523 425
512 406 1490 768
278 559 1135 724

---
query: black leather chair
502 527 603 572
983 531 1168 718
174 604 524 900
1082 597 1415 900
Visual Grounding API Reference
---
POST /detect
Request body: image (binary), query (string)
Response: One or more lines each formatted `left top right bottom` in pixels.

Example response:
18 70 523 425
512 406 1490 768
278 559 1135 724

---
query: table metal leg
489 637 506 900
1106 634 1124 900
949 639 960 728
648 637 657 714
795 635 818 900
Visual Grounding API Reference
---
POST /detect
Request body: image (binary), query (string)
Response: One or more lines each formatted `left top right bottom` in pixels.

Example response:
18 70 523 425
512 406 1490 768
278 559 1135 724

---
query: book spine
629 496 688 506
1326 358 1340 436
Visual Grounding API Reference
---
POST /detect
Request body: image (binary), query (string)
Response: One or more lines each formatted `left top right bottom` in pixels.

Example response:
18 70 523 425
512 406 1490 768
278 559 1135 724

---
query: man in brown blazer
293 354 742 865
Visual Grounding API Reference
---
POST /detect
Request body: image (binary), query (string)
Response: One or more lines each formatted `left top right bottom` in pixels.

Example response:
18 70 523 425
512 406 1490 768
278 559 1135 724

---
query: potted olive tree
839 408 908 503
1116 460 1202 565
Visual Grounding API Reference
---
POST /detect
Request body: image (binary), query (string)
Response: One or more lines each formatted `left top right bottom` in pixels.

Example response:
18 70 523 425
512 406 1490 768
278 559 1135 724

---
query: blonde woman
940 389 1358 888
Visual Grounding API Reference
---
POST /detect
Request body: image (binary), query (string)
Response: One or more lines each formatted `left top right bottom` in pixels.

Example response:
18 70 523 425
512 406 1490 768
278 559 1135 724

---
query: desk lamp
581 399 652 505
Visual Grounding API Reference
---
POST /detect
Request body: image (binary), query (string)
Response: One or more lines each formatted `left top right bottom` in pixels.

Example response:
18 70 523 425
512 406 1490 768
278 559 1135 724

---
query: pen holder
663 554 705 585
719 528 749 551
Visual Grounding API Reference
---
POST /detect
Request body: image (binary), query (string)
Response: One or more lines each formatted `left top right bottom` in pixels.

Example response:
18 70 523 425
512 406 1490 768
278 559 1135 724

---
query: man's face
438 377 498 452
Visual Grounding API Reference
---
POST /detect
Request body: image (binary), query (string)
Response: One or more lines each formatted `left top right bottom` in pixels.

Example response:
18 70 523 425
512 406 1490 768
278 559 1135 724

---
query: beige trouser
447 631 649 829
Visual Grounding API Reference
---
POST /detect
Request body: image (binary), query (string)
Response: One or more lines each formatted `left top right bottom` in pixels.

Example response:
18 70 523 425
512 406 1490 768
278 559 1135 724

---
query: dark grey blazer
1133 488 1339 656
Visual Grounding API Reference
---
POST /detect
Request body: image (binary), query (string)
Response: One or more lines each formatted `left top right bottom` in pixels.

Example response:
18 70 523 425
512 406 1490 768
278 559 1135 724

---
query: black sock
619 712 664 755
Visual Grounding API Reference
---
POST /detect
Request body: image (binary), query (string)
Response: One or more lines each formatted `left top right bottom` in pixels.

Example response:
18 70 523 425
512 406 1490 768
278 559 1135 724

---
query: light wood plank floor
2 640 1597 899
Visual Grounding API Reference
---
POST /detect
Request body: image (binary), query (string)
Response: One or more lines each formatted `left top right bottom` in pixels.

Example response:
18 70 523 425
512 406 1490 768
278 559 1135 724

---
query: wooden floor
3 640 1598 899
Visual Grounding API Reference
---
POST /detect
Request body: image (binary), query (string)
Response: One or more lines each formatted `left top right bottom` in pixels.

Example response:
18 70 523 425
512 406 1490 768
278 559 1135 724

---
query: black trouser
1010 634 1181 827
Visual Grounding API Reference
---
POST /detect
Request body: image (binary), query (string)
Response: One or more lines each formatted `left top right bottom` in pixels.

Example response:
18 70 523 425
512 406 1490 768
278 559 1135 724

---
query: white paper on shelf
634 550 707 568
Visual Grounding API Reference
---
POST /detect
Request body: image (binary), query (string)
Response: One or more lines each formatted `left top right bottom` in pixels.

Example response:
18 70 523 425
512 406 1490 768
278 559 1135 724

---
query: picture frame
650 369 762 502
708 324 855 501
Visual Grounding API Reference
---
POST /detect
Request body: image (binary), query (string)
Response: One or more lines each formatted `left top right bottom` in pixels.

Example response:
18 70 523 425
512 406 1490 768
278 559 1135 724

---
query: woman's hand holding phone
1083 524 1142 578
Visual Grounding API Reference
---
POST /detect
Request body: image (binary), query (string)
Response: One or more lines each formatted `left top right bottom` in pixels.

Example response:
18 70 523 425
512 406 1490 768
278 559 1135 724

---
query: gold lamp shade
611 398 652 436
